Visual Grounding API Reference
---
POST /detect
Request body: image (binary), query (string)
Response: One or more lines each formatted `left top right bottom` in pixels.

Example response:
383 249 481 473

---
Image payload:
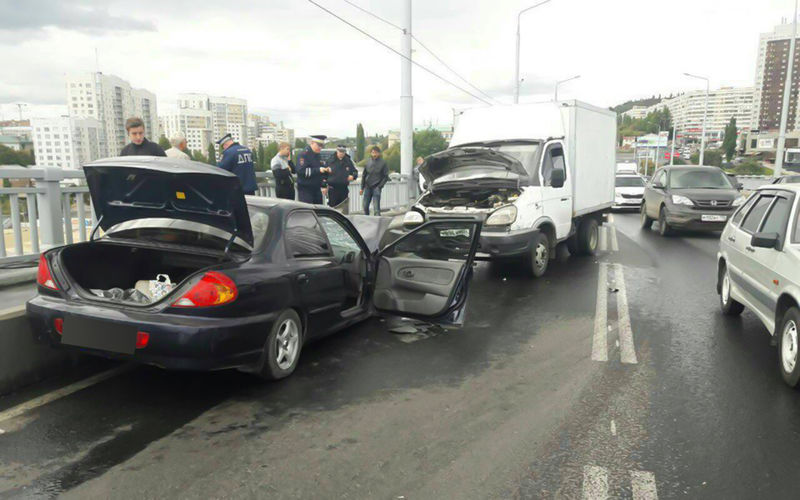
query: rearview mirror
551 168 566 188
751 232 779 250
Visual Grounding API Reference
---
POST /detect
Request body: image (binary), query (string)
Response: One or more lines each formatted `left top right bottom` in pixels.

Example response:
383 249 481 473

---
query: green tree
207 144 217 165
295 138 308 150
264 142 279 165
722 117 738 162
727 159 769 175
0 145 35 166
383 143 401 173
257 143 266 171
690 149 723 167
355 123 366 162
191 149 206 162
413 128 448 158
158 135 171 151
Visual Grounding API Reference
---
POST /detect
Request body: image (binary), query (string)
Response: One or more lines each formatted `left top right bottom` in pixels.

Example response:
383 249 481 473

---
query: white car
613 173 645 210
717 184 800 386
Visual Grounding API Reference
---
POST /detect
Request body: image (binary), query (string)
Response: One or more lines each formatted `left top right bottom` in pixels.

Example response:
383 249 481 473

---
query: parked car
405 100 616 278
717 185 800 387
27 157 482 380
613 173 645 210
640 165 746 236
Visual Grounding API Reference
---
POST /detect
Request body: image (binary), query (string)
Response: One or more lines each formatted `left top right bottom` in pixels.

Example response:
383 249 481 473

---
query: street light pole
554 75 580 101
400 0 414 200
684 73 710 165
776 0 799 178
515 0 552 104
670 124 676 166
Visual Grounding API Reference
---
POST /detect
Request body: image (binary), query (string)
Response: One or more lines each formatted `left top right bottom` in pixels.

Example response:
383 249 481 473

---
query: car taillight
54 318 63 335
37 254 58 290
171 271 238 308
136 331 149 349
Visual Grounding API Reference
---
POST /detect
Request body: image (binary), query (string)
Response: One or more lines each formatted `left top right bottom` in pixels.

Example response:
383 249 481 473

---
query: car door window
653 170 666 187
760 197 792 245
382 221 476 261
285 211 332 258
732 194 758 226
317 216 363 263
740 195 774 234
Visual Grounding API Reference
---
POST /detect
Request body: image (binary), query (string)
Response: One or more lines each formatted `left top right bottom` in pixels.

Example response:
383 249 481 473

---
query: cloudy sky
0 0 796 138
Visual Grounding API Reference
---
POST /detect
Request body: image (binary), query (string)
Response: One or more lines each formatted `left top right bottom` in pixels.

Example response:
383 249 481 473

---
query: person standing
326 145 358 212
165 133 190 160
296 135 330 204
216 133 257 195
271 142 296 200
360 146 389 216
120 117 166 157
414 155 425 197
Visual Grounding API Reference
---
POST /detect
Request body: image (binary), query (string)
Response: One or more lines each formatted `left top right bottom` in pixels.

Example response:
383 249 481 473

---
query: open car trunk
58 242 220 305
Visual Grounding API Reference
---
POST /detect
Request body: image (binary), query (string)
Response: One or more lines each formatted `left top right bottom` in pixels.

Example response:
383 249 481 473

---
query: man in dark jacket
216 133 258 195
120 117 166 157
296 135 330 204
360 146 389 215
326 145 358 211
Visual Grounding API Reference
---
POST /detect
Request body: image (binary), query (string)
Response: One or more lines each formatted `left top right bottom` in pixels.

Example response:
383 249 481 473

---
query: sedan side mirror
751 232 780 250
737 183 744 191
551 168 566 188
651 182 665 190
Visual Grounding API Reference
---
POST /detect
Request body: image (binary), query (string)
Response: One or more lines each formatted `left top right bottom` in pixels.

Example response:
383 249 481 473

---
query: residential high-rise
31 116 104 169
752 22 800 132
65 72 159 156
160 108 213 155
177 93 248 152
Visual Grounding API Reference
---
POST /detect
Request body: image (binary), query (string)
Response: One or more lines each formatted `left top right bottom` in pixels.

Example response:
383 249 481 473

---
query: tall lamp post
514 0 552 104
555 75 581 101
776 0 799 178
684 73 710 165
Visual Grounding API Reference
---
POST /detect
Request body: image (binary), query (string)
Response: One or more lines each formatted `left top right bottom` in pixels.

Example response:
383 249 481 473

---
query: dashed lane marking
0 364 133 424
582 465 609 500
614 263 637 364
598 226 608 252
610 419 616 436
630 470 659 500
609 224 619 252
592 263 609 362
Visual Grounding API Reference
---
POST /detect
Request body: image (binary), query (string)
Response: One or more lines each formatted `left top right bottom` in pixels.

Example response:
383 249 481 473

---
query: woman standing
271 142 296 200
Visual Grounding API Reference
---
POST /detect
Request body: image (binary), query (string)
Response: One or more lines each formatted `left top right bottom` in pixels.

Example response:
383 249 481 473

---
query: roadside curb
0 268 37 288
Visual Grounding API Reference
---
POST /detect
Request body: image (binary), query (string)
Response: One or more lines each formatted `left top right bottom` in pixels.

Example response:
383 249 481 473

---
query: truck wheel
640 204 653 230
576 218 599 256
526 232 550 278
256 309 303 381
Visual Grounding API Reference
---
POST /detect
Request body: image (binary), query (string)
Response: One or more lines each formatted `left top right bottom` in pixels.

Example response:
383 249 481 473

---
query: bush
725 159 771 176
689 149 723 167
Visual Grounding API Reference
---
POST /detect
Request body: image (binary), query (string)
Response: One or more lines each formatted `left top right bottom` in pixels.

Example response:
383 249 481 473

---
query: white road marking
630 470 658 499
0 364 133 424
582 465 609 500
592 263 609 362
609 224 619 252
608 213 615 223
614 263 638 364
610 419 616 436
598 226 608 252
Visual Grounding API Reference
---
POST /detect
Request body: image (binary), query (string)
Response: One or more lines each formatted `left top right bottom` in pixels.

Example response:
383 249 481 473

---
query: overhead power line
308 0 493 106
340 0 403 31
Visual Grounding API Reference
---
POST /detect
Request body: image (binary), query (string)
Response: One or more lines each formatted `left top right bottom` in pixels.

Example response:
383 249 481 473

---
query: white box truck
405 100 616 277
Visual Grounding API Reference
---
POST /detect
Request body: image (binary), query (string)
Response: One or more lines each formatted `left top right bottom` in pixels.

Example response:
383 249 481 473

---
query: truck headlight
732 196 746 207
671 194 694 206
403 210 424 227
486 205 517 226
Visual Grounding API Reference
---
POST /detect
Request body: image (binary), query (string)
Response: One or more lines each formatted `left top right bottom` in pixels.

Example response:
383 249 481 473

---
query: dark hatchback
27 157 482 380
640 165 747 236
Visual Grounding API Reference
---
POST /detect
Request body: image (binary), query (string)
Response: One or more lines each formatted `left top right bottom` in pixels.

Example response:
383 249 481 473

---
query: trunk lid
419 147 528 190
84 157 253 247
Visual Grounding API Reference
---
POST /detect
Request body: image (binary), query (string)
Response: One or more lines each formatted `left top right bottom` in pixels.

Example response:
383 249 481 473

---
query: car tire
658 207 672 237
719 263 744 316
576 218 599 256
779 307 800 387
256 309 303 381
640 203 653 230
526 232 550 278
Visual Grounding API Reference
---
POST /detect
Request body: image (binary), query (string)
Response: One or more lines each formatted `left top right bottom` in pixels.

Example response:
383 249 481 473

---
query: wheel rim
275 318 300 370
589 225 598 250
783 320 798 374
534 242 548 272
660 212 667 233
722 271 731 305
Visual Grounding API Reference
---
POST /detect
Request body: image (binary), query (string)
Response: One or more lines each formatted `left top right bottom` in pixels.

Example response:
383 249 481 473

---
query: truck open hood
419 147 528 189
83 156 253 246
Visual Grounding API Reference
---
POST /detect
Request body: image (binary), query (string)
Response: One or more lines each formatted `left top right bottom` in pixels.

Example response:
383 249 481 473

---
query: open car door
372 219 481 327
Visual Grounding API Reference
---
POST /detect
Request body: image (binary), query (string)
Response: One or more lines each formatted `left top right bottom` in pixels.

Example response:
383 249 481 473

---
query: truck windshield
480 142 541 182
669 170 734 189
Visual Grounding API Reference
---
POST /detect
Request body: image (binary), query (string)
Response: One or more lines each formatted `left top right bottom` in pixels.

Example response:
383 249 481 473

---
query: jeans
363 186 382 216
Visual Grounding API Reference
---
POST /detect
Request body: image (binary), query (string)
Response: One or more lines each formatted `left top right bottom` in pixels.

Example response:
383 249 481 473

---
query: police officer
296 135 330 204
326 145 358 212
217 133 257 195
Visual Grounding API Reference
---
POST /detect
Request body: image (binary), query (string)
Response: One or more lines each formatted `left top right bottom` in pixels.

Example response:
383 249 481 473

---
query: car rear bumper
26 295 277 371
478 227 539 258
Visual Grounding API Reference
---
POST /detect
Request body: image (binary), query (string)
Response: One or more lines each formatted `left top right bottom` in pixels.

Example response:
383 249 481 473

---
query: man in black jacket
120 117 166 157
326 145 358 211
360 146 389 215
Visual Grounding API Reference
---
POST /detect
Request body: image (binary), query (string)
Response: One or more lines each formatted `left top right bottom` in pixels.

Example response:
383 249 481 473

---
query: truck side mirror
551 168 566 188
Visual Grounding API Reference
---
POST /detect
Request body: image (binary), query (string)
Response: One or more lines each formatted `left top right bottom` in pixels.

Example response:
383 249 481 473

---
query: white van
405 101 616 277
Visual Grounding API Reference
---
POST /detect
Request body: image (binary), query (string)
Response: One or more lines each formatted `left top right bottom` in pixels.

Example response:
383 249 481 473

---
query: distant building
31 116 104 169
388 130 400 148
0 135 32 152
651 87 754 143
160 108 213 155
0 120 32 141
178 94 248 153
248 113 295 149
753 22 800 132
621 106 651 120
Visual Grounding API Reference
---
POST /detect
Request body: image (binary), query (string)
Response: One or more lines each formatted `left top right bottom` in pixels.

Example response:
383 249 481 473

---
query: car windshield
669 169 733 189
616 176 644 187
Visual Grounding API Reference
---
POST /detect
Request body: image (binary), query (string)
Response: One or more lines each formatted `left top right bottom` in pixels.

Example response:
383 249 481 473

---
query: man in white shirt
165 133 190 160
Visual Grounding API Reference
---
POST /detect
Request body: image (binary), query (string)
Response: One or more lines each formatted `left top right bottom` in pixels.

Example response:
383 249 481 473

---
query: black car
640 165 746 236
26 157 482 380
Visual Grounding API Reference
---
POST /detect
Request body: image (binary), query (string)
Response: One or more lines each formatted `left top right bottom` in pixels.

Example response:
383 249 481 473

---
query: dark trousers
363 186 382 215
275 183 295 200
327 184 349 208
244 190 256 196
297 186 323 205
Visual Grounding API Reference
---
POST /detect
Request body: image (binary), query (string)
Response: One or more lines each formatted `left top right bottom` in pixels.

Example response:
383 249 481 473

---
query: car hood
84 156 253 246
670 188 739 201
419 147 528 188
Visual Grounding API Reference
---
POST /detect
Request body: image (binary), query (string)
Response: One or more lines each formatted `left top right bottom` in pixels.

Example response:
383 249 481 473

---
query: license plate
61 316 137 355
701 214 727 222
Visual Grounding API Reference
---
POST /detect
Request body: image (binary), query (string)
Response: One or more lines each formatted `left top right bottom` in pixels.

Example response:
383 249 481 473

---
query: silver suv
717 185 800 386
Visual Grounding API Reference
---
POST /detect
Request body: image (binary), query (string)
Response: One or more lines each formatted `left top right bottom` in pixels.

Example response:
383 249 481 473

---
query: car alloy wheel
721 271 731 305
782 320 798 375
275 318 300 370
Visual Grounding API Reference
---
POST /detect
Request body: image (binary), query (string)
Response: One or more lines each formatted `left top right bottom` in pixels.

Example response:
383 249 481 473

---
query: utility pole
670 125 676 165
776 0 799 178
684 73 710 165
400 0 414 201
515 0 552 104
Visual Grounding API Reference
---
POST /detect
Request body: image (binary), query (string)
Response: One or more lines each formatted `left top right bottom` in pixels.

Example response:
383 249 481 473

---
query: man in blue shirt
216 133 257 195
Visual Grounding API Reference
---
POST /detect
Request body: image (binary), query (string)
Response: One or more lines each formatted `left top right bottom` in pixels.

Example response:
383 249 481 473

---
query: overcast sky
0 0 796 138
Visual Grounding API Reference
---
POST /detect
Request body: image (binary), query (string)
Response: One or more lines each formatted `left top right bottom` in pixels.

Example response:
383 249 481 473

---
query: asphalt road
2 212 800 498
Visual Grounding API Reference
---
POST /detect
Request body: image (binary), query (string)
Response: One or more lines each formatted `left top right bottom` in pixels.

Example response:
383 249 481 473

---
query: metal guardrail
0 166 411 264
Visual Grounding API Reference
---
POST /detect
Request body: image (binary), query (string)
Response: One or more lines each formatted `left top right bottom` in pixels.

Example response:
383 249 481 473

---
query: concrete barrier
0 305 78 397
